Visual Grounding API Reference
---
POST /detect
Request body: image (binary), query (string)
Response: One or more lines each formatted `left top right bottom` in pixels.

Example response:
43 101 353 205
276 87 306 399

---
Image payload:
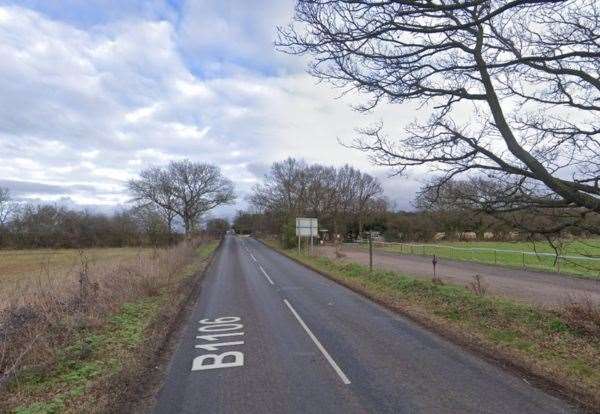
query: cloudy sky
0 0 425 217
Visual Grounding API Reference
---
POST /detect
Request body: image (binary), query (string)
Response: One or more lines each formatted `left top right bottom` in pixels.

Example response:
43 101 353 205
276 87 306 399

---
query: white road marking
195 341 245 351
196 332 244 341
250 253 257 262
283 299 351 385
192 317 245 371
258 264 275 285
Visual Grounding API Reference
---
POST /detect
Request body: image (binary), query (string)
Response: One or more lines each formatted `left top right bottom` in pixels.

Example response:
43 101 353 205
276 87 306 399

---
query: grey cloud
245 162 270 179
0 179 99 196
0 4 421 213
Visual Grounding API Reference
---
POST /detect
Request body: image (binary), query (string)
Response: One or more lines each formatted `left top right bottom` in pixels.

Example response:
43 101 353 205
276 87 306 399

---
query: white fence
349 241 600 277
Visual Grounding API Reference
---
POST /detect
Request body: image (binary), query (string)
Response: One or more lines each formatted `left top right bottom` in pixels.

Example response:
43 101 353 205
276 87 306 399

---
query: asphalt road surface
152 235 578 414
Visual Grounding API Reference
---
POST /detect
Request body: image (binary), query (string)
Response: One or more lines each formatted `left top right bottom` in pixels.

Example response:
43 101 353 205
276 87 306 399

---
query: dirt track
319 244 600 307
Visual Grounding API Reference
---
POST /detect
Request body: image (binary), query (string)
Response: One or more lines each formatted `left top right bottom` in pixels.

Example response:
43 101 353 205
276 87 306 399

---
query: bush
0 242 198 390
281 219 297 249
562 298 600 338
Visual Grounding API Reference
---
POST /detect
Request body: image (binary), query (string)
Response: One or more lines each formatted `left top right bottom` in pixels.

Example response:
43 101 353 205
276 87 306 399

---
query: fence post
522 252 525 269
494 249 497 265
369 233 373 273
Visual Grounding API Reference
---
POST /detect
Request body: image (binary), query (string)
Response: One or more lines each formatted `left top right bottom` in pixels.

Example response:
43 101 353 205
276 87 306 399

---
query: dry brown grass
0 242 201 392
0 248 152 309
563 297 600 339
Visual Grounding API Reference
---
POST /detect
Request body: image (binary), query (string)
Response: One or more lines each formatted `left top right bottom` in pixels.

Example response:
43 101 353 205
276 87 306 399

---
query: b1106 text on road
192 316 245 371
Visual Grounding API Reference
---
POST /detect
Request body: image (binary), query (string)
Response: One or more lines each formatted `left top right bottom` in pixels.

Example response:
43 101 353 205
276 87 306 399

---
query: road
319 244 600 307
151 235 578 414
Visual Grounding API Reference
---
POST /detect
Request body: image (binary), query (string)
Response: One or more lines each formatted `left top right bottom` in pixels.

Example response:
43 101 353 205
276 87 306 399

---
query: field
369 239 600 278
0 241 219 413
0 247 152 281
0 247 153 309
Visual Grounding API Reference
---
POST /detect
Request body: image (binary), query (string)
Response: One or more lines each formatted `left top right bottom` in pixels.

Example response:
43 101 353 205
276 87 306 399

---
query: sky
0 0 426 218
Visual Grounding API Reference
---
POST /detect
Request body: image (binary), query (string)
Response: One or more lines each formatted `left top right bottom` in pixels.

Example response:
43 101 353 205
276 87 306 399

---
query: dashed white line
249 253 257 262
283 299 351 385
258 264 274 285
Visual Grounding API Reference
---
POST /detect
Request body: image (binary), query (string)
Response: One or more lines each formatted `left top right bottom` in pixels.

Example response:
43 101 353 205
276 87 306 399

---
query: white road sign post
296 218 318 255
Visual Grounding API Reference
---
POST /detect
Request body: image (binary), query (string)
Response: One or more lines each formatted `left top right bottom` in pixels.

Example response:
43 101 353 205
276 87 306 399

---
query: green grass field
369 239 600 279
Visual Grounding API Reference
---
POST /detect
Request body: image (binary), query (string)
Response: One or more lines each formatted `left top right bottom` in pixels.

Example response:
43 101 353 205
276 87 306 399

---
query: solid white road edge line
258 264 275 285
283 299 351 385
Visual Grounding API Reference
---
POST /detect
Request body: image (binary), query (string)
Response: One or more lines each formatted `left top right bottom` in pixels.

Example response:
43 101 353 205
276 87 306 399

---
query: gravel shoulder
319 245 600 307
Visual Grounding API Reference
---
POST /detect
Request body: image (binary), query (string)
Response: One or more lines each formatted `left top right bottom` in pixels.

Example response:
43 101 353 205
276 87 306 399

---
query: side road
150 235 579 413
319 244 600 307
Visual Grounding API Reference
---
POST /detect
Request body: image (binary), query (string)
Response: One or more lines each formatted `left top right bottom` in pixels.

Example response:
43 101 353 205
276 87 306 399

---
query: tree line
238 158 600 243
0 201 170 249
246 158 385 245
0 160 235 249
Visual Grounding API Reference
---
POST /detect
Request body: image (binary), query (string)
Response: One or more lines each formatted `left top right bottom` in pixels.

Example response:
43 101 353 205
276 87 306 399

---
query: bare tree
129 160 235 236
250 158 384 239
278 0 600 221
206 218 230 238
0 187 14 226
352 170 384 235
128 166 178 234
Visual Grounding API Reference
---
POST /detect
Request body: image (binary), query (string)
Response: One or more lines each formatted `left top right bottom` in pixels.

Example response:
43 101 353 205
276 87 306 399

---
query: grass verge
266 240 600 412
353 240 600 279
1 240 219 413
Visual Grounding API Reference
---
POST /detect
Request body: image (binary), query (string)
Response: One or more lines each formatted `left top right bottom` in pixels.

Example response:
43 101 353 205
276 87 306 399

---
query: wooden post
522 252 525 269
494 249 497 265
369 232 373 273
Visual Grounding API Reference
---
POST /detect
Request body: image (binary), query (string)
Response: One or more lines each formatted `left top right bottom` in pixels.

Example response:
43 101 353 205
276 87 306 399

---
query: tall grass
0 241 202 390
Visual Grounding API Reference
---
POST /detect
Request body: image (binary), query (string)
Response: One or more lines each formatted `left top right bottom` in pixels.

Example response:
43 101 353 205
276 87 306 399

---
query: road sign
296 218 318 237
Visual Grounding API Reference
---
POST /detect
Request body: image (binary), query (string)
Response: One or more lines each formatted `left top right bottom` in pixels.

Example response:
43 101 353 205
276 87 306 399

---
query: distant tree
233 210 276 235
279 0 600 226
131 204 173 246
233 211 254 235
129 160 236 236
206 218 229 238
128 166 178 234
250 158 385 240
0 187 15 226
415 176 597 238
353 173 384 235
